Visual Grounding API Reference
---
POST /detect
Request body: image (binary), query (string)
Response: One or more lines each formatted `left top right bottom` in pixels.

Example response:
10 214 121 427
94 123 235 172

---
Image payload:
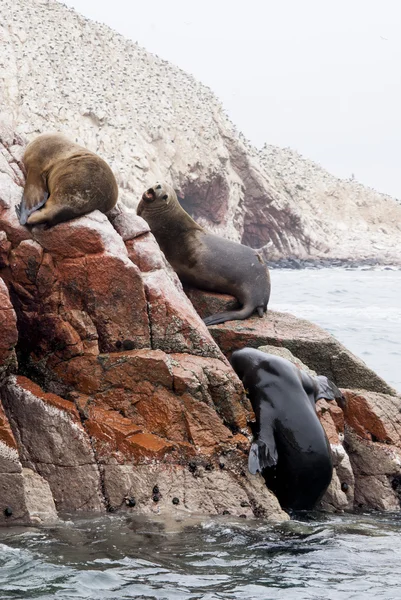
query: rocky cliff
0 128 287 524
1 131 401 525
1 0 401 263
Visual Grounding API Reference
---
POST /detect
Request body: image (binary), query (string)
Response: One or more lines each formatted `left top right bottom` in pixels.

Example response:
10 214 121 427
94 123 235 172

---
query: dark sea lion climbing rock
231 347 343 510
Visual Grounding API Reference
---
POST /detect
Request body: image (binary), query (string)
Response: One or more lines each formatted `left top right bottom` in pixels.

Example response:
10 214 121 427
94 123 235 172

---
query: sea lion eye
156 185 161 190
162 194 168 200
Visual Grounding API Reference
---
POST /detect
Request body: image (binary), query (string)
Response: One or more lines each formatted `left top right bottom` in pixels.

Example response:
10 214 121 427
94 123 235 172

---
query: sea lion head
230 348 263 383
141 183 176 206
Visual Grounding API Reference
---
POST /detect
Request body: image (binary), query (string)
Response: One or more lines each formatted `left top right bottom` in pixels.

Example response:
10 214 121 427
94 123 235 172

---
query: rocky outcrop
188 292 401 513
1 120 400 522
257 145 401 263
0 130 287 523
0 277 57 525
1 121 400 520
1 0 401 264
187 288 394 394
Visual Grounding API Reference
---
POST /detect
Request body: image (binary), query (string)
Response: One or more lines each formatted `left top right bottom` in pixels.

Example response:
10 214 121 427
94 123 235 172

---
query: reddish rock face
1 134 400 521
0 278 18 381
0 134 286 522
316 398 345 445
342 389 401 447
191 290 394 394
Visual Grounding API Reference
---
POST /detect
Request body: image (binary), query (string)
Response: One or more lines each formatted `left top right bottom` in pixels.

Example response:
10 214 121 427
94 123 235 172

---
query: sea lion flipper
248 437 278 475
204 305 256 326
18 168 49 225
314 375 343 402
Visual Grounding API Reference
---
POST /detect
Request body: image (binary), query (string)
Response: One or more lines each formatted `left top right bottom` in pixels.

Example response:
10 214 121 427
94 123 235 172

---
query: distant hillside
1 0 400 263
256 145 401 262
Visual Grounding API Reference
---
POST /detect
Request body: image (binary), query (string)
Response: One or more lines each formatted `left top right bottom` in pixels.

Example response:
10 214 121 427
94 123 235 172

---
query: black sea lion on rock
17 133 118 227
230 348 343 511
137 183 271 325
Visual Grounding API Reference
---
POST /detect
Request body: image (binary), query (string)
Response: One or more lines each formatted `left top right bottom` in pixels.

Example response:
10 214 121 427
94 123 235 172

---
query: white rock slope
1 0 400 262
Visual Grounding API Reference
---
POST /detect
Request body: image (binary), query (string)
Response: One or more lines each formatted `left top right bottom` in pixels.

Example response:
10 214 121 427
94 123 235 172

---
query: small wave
271 303 401 323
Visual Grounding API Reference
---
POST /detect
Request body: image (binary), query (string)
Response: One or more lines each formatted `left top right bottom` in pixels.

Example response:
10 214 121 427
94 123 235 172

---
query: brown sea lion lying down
137 182 271 325
17 133 118 227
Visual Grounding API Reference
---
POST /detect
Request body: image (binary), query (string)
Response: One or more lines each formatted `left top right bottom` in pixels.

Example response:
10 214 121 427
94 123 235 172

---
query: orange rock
124 432 176 460
317 399 344 445
0 278 18 377
181 392 233 452
16 375 81 423
85 405 177 463
0 399 17 449
171 353 250 430
342 389 401 446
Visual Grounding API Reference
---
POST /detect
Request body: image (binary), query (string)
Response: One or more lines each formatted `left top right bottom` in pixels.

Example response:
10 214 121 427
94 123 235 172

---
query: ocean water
270 268 401 392
1 513 401 600
1 268 400 600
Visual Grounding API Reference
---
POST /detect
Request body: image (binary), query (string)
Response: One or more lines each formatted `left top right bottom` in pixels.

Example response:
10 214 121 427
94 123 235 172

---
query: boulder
186 289 401 513
186 288 395 394
0 396 57 525
1 376 104 513
345 431 401 511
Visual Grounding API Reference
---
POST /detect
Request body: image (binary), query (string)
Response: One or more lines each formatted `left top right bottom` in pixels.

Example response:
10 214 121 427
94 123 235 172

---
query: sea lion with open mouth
137 183 271 325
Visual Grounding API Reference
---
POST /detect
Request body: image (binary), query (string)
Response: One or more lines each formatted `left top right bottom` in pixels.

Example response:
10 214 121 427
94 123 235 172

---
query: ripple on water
1 268 401 600
1 514 401 600
270 269 401 391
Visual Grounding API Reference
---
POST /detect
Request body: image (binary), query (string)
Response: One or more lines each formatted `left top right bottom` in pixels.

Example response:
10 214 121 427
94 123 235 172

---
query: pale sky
64 0 401 199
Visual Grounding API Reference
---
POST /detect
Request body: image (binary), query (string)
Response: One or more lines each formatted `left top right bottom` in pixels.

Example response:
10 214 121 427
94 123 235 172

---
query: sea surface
1 268 400 600
270 267 401 392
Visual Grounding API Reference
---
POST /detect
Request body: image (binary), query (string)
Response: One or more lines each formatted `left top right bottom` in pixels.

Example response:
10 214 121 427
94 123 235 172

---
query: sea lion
16 133 118 227
137 183 271 325
230 348 343 511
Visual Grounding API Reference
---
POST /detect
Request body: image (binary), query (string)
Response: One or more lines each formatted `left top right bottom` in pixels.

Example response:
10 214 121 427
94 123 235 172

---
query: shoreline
267 258 401 270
